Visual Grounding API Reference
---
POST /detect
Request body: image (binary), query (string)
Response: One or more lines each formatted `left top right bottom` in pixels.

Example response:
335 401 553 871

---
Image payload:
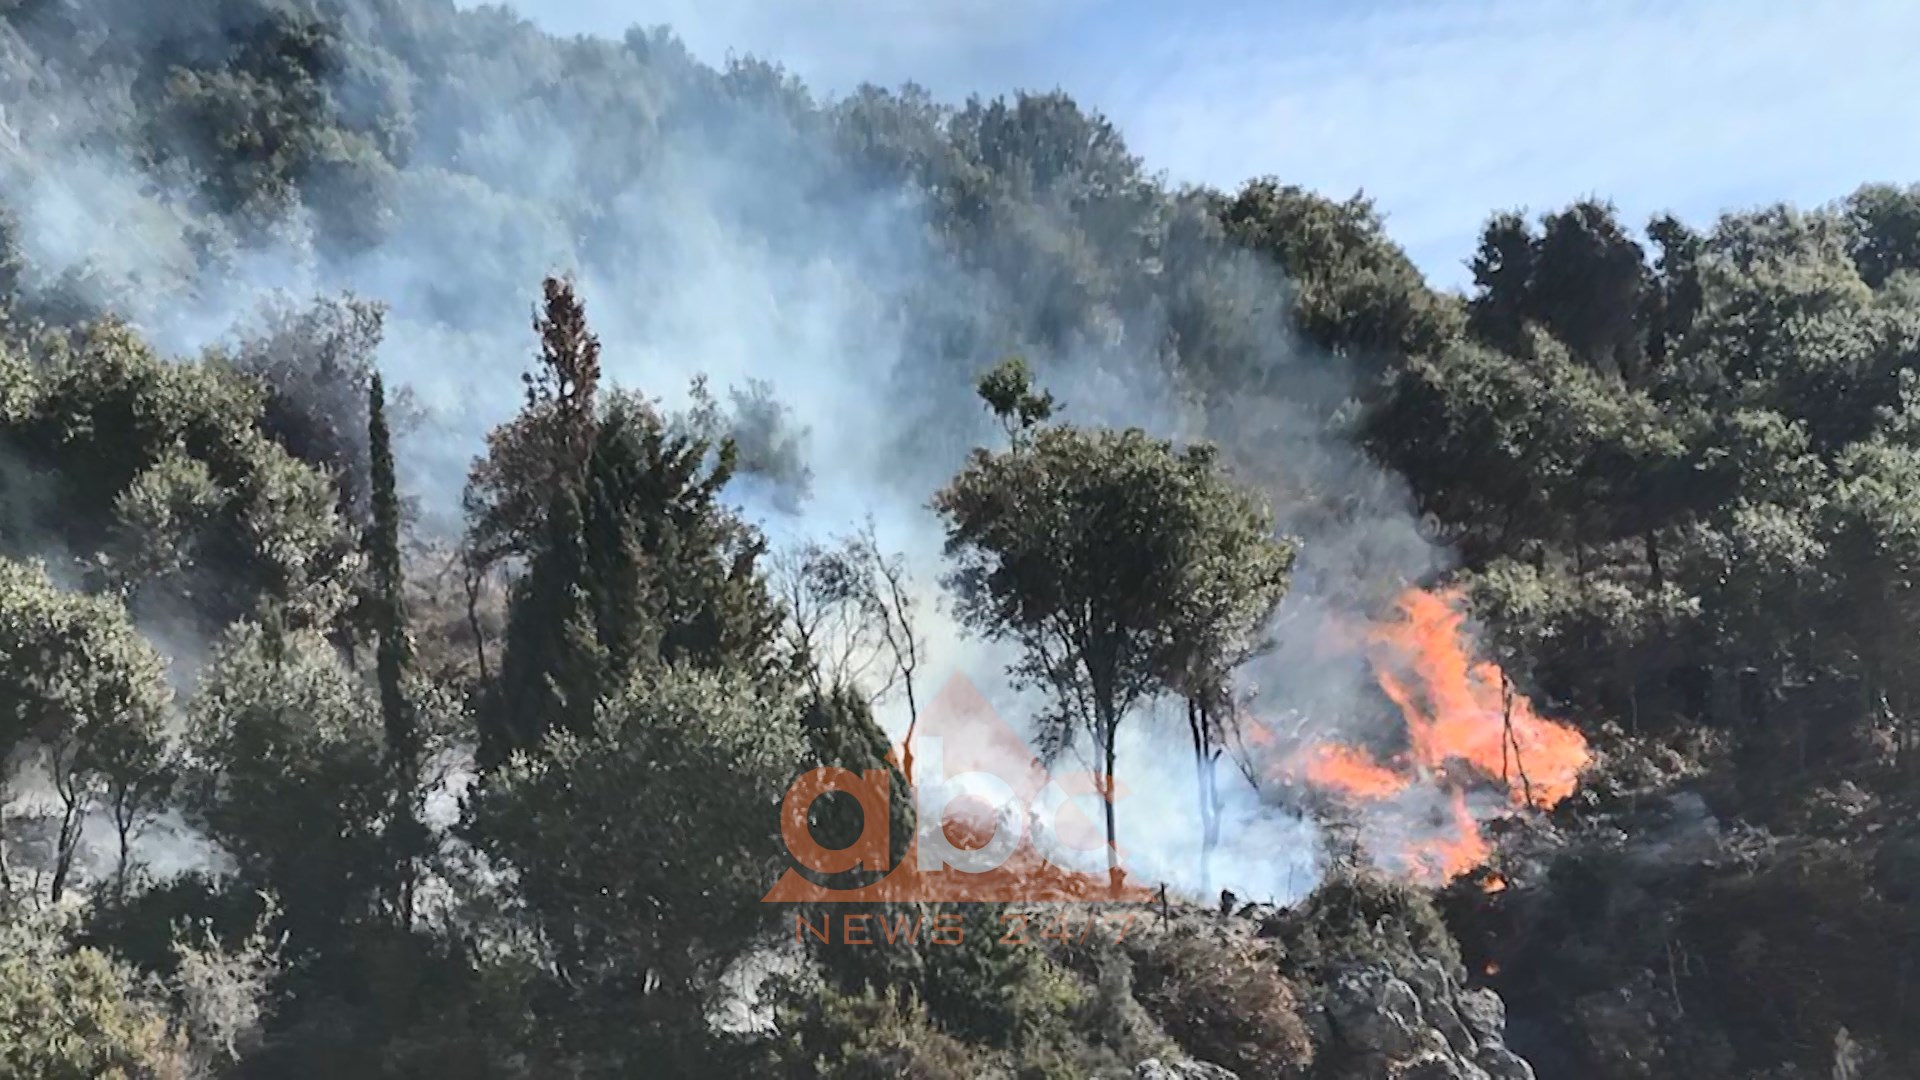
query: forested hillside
0 1 1918 1077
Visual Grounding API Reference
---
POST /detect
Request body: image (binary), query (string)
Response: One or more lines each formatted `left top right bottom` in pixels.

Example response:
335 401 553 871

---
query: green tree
1219 179 1458 363
587 395 779 678
139 7 398 248
795 686 927 999
480 479 603 766
974 356 1057 446
0 557 174 900
184 621 391 958
0 915 187 1079
368 373 414 763
1528 201 1652 379
366 372 426 923
1644 213 1705 370
479 286 780 765
462 277 603 574
935 378 1290 889
1844 182 1920 289
1467 210 1538 354
8 321 360 633
468 667 806 1071
215 293 389 520
1152 498 1294 893
1466 201 1653 380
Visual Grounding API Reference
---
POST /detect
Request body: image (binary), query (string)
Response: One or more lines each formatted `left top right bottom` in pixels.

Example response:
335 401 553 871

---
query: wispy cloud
1074 0 1920 284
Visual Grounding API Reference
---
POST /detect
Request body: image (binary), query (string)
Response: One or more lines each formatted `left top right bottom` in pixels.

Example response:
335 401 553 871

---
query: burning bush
1272 587 1593 886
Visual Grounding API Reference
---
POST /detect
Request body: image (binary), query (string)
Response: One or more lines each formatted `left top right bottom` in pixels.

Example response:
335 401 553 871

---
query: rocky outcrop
1314 956 1535 1080
1134 1059 1241 1080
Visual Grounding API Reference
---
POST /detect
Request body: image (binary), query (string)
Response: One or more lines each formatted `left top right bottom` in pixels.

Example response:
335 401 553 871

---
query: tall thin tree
369 372 423 923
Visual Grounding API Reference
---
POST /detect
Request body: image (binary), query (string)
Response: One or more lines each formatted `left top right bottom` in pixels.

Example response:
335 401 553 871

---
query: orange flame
1371 588 1588 809
1280 586 1590 885
1415 788 1492 882
1296 744 1412 801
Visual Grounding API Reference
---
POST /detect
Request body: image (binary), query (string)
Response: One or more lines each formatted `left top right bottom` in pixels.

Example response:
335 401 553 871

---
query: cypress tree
368 372 424 921
483 480 605 766
800 688 925 997
368 373 416 768
581 404 662 693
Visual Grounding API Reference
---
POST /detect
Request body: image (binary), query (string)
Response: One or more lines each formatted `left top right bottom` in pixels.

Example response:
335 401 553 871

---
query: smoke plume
0 0 1484 903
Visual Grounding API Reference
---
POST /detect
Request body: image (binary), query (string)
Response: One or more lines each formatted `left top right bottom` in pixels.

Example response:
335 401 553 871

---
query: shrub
1268 871 1465 980
769 984 994 1080
1128 926 1313 1078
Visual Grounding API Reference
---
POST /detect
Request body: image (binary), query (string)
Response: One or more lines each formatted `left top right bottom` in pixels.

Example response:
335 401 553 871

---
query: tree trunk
113 791 134 896
900 677 921 786
1101 712 1121 894
1188 699 1210 895
465 560 491 684
116 825 131 894
50 799 82 903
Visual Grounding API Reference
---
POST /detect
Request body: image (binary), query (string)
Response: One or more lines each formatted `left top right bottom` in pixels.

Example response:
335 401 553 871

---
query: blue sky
467 0 1920 287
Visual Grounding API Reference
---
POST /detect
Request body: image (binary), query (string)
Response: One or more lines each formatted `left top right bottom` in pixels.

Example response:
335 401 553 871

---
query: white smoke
0 0 1453 905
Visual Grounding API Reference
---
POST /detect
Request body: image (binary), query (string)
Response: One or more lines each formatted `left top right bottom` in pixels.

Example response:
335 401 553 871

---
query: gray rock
1426 995 1477 1056
1328 971 1426 1058
1473 1044 1537 1080
1394 1051 1491 1080
1133 1059 1240 1080
1403 956 1456 1000
1314 963 1536 1080
1302 1002 1335 1051
1456 987 1508 1042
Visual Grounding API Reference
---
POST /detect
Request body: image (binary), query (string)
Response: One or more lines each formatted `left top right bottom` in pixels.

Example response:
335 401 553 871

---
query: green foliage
791 910 1144 1080
1646 213 1706 367
769 984 995 1080
0 556 170 758
1467 201 1654 381
138 5 399 247
937 396 1292 887
483 479 604 763
480 293 780 763
468 667 807 1068
921 906 1077 1049
1466 831 1920 1080
975 356 1057 444
0 556 174 896
1529 202 1653 378
4 321 360 631
463 277 603 572
584 395 779 677
1844 183 1920 288
1268 871 1465 981
936 420 1289 759
366 371 427 924
212 293 389 518
0 915 186 1079
1220 179 1459 362
1126 927 1313 1078
368 371 413 762
183 621 392 955
797 688 926 996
